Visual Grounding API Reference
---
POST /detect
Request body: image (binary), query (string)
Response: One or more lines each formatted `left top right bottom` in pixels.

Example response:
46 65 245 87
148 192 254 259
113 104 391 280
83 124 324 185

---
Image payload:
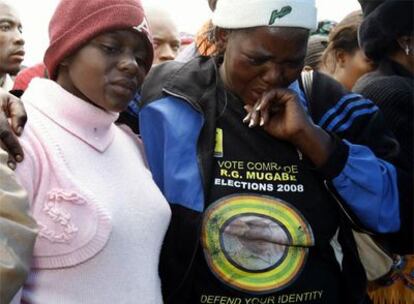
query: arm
0 88 27 169
245 87 400 233
0 148 37 303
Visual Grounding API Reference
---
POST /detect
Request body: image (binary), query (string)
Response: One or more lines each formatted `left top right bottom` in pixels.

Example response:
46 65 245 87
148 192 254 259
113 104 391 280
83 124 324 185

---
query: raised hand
243 88 334 167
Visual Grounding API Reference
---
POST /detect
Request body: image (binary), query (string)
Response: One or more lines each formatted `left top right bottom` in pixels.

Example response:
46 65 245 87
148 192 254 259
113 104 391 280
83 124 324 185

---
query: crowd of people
0 0 412 304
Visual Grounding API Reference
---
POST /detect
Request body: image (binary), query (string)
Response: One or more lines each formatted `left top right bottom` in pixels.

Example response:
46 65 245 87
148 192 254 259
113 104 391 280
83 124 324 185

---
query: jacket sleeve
0 148 37 303
310 73 400 233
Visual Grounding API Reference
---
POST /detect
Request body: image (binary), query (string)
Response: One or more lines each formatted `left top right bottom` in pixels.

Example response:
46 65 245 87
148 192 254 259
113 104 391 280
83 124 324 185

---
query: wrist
294 125 334 167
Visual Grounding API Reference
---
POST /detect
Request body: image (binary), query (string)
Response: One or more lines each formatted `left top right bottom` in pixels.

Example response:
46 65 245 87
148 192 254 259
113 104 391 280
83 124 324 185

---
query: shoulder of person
353 73 413 107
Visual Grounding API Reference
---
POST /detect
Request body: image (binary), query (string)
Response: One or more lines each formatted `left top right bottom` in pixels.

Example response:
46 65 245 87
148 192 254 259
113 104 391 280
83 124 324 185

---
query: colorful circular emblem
202 194 314 294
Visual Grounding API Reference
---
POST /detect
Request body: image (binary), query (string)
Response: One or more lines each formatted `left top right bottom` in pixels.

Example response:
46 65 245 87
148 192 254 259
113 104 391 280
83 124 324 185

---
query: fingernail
16 127 22 135
260 117 264 126
8 161 16 170
15 154 23 162
243 115 249 123
249 120 254 128
256 104 262 111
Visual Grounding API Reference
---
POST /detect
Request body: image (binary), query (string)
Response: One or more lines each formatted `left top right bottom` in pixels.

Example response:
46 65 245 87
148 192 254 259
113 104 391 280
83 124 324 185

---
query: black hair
359 0 414 62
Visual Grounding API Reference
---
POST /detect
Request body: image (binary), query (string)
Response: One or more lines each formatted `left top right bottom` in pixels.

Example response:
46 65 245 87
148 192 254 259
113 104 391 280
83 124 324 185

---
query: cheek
71 61 106 101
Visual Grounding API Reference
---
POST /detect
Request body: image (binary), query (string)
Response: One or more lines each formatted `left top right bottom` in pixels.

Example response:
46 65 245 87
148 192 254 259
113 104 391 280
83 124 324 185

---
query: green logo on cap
269 6 292 25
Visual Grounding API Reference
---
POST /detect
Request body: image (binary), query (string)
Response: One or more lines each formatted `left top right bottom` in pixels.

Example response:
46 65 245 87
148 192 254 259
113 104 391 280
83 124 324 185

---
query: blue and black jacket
139 57 401 304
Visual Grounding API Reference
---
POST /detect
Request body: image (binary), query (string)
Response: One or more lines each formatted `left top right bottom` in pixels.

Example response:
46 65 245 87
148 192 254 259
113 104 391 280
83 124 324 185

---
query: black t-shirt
190 88 341 304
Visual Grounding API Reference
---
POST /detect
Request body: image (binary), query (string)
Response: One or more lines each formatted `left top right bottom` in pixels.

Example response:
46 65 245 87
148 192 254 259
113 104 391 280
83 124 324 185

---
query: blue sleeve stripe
324 100 378 131
318 93 363 127
332 106 379 133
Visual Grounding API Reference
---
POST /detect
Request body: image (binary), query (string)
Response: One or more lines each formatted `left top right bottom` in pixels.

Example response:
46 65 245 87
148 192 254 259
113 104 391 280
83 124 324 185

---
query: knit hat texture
212 0 317 30
358 0 414 61
44 0 153 80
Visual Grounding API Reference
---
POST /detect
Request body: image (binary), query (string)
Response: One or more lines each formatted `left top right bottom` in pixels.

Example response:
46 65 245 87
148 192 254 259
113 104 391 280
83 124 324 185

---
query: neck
388 50 414 75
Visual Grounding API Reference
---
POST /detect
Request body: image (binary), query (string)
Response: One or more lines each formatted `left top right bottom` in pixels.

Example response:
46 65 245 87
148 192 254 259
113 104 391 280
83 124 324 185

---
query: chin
7 65 22 76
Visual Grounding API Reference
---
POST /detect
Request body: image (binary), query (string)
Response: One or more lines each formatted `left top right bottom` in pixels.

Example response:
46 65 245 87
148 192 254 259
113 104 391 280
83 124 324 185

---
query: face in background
57 30 148 113
335 48 375 90
0 2 24 76
146 8 180 65
219 27 309 106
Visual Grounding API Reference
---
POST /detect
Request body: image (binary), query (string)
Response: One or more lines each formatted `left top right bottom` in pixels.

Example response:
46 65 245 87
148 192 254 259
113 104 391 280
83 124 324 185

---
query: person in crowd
353 1 413 303
303 34 328 71
175 0 217 62
179 32 194 52
310 19 337 37
1 0 171 303
0 145 37 303
138 0 402 303
0 1 24 90
145 6 181 65
0 0 405 303
320 10 375 90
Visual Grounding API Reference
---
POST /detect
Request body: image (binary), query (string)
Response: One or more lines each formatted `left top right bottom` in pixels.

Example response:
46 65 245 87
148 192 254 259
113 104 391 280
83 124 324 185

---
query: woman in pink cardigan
8 0 171 303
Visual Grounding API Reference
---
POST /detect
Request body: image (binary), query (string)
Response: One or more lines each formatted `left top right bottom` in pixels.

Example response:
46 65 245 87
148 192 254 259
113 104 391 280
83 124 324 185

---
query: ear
215 28 231 52
397 36 413 55
59 58 70 67
335 49 348 68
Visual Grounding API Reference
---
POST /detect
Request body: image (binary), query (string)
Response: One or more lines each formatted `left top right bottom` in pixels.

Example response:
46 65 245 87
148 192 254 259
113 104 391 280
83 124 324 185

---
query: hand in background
0 88 27 169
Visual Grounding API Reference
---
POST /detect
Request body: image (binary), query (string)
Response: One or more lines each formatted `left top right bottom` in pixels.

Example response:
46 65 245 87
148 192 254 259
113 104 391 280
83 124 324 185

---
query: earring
405 44 410 56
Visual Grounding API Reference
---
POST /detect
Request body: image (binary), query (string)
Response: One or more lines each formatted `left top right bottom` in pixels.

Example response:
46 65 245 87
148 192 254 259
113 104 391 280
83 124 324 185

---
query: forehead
229 27 308 56
94 30 147 47
0 3 21 24
149 18 179 41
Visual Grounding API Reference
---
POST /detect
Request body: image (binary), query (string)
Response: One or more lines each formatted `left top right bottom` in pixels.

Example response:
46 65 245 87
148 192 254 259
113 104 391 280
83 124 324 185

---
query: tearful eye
246 56 267 66
101 44 120 54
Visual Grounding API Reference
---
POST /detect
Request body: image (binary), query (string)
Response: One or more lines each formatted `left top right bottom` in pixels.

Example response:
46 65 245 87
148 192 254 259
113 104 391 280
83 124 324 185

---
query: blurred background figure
353 0 414 303
0 0 25 91
179 31 194 52
175 0 217 62
320 10 375 90
303 34 328 71
311 19 337 36
11 62 47 97
145 6 181 65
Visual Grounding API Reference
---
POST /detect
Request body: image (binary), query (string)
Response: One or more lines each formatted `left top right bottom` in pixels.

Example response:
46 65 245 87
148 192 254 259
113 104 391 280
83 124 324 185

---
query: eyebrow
0 18 21 26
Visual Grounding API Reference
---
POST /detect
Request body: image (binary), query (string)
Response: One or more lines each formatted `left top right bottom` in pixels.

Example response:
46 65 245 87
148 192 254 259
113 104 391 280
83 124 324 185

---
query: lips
110 78 137 92
9 49 25 62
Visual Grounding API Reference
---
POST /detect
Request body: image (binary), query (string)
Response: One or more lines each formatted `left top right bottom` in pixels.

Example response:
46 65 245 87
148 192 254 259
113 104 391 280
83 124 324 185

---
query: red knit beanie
44 0 153 80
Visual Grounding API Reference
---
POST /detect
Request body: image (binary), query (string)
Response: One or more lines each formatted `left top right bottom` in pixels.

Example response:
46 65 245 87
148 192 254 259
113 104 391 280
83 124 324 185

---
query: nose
261 63 284 86
117 51 140 76
13 28 25 46
157 45 176 62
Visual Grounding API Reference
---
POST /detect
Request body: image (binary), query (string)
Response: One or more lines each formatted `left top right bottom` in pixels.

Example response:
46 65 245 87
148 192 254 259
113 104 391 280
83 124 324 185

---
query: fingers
7 94 27 135
243 102 261 128
243 88 300 128
0 110 24 169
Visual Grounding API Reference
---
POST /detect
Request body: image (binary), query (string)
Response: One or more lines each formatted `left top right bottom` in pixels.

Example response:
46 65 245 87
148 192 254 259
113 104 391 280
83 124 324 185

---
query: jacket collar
162 56 219 111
